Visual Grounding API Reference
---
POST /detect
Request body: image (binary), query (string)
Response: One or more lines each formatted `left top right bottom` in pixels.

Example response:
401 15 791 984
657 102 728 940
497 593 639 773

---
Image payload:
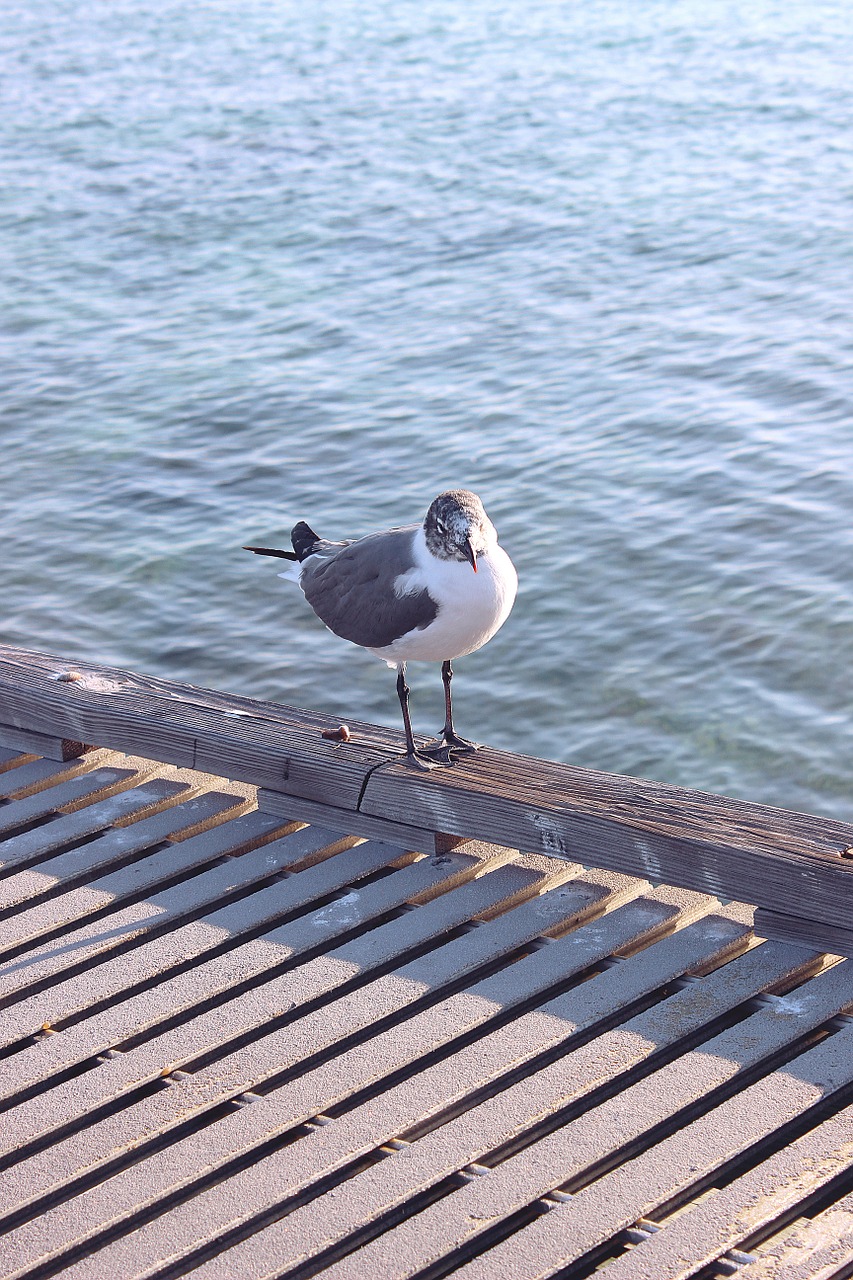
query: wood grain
2 644 853 949
256 789 464 854
0 721 90 761
360 749 853 937
0 645 402 807
754 907 853 958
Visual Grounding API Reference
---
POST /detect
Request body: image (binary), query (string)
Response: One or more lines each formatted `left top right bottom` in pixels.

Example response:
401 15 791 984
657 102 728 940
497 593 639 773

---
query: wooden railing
0 643 851 955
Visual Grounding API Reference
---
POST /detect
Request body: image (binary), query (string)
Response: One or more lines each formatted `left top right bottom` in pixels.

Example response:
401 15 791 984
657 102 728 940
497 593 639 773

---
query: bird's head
423 490 497 572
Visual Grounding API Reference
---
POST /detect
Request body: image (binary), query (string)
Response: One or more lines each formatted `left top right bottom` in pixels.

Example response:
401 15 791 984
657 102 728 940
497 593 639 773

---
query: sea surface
2 0 852 818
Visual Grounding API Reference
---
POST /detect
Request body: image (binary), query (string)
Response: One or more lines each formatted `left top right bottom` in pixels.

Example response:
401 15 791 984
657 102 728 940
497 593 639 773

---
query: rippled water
2 0 852 818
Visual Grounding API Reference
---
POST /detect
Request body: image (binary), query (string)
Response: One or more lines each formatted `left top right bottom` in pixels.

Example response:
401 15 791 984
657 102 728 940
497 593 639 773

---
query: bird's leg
396 663 437 770
440 659 480 752
420 660 480 760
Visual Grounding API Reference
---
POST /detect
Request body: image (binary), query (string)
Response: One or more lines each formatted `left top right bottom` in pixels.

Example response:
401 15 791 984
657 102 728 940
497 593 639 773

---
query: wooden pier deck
2 645 853 1279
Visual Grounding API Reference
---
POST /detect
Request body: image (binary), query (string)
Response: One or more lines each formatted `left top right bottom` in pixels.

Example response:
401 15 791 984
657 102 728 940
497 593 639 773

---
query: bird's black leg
396 663 437 770
421 660 479 761
440 659 480 752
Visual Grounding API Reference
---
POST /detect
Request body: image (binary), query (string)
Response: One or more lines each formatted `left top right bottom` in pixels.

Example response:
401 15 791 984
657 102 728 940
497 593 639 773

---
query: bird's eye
435 518 447 534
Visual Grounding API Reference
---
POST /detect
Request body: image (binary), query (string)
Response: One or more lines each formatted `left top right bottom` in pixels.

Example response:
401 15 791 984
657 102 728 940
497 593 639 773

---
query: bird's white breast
369 526 517 665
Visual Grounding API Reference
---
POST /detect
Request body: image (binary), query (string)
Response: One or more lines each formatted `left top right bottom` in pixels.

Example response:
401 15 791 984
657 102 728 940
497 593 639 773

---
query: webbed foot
419 731 480 762
404 748 440 771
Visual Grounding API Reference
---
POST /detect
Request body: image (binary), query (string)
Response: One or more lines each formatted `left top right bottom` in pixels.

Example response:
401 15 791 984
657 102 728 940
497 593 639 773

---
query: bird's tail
243 520 322 564
290 521 322 562
243 545 299 560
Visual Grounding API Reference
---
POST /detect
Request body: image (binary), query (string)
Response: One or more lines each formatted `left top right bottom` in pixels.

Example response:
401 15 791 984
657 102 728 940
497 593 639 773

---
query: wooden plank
0 841 442 1161
257 789 464 855
22 888 692 1280
184 906 753 1274
360 752 853 939
0 791 245 954
0 781 190 905
0 745 26 771
0 857 543 1233
123 867 601 1087
5 651 853 1279
0 822 354 1011
0 645 404 808
0 721 89 761
755 906 853 958
0 775 187 867
0 766 143 843
434 1007 853 1280
0 808 286 967
260 936 819 1280
127 897 758 1280
19 859 545 1116
0 787 246 917
0 855 512 1244
0 811 292 1047
2 847 479 1099
0 871 644 1276
0 824 358 1045
0 876 829 1280
0 756 82 799
597 1110 853 1280
290 942 829 1280
1 646 853 950
734 1190 853 1279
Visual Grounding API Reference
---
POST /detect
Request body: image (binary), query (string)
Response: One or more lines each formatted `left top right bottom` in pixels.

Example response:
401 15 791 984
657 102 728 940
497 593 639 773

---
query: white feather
369 526 517 667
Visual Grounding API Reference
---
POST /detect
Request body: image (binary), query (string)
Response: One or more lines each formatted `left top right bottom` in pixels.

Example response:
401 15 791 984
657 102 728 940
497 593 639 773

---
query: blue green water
2 0 853 818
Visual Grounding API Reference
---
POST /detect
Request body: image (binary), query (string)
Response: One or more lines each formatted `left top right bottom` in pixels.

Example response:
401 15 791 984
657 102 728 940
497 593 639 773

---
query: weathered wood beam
1 644 852 952
357 754 853 948
753 908 853 957
0 722 90 761
0 645 399 808
256 791 465 857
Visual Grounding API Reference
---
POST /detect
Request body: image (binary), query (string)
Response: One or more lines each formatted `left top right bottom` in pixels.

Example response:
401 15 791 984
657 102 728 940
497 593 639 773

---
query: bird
244 489 518 769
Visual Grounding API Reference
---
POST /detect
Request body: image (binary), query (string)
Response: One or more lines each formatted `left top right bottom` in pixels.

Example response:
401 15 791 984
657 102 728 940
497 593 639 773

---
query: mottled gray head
423 489 497 571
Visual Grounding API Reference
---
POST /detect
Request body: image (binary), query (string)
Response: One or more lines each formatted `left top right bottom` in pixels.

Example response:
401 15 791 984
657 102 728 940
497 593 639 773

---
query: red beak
465 538 478 572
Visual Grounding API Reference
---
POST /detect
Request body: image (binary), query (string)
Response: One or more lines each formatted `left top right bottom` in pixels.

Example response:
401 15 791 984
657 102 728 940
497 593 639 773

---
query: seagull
244 489 518 768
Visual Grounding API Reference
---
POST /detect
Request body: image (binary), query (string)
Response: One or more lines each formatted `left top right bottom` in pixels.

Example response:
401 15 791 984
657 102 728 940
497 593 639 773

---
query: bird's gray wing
299 525 438 650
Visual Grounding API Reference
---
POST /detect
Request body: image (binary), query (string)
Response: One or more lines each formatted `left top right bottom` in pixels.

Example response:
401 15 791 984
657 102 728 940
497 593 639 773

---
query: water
2 0 852 819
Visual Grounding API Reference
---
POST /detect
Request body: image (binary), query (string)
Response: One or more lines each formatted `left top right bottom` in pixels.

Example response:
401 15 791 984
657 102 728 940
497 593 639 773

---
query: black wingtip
290 521 321 562
243 546 299 560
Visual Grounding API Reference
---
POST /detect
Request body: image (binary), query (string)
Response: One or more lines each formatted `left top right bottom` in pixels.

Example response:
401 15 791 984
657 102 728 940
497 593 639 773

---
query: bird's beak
464 537 478 573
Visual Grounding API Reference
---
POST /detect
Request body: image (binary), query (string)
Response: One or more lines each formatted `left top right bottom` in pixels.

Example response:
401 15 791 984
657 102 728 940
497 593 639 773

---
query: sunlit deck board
0 756 88 801
733 1189 853 1279
1 651 853 1279
0 766 163 845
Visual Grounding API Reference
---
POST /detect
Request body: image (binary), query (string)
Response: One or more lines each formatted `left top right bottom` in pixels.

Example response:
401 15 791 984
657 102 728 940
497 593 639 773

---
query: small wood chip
320 725 352 742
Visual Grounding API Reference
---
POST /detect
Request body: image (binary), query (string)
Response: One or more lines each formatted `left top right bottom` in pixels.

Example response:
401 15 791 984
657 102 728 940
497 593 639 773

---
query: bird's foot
420 731 480 763
417 742 454 766
404 748 440 771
